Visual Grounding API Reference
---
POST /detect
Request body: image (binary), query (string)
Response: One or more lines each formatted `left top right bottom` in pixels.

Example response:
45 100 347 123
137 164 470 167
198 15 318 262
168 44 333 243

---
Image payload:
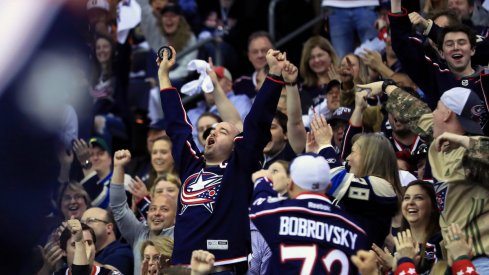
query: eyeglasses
62 194 85 202
83 217 109 225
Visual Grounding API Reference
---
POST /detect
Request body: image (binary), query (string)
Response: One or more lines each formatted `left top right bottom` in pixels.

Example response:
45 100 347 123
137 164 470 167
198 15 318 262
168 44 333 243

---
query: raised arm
283 61 306 154
110 150 145 246
240 50 286 150
360 49 395 79
388 0 440 108
339 90 368 160
207 58 243 131
359 81 433 138
66 218 88 267
157 46 204 175
310 114 341 168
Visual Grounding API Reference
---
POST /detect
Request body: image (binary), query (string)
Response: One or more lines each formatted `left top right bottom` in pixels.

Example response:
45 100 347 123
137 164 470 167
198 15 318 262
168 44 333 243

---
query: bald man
81 207 134 274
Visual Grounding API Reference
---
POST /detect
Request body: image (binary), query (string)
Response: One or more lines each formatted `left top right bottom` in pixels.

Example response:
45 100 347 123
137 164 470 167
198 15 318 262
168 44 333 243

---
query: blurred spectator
233 31 274 99
57 182 91 221
305 80 352 128
448 0 489 31
75 137 119 209
187 66 251 146
421 0 448 16
81 207 134 274
87 0 113 39
159 3 198 83
338 54 369 108
134 0 170 51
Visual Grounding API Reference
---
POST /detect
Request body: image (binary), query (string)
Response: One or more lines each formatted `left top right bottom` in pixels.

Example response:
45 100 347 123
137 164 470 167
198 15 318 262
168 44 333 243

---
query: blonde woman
310 96 402 247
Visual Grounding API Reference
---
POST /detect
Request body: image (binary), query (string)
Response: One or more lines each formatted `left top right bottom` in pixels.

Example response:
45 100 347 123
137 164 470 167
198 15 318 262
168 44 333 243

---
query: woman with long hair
299 36 339 113
325 132 402 246
400 180 442 273
157 3 197 84
129 136 177 220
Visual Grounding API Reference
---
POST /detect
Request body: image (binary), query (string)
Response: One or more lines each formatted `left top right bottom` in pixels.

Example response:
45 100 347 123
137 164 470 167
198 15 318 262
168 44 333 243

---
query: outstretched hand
394 229 419 261
360 49 383 71
356 81 383 97
128 176 149 200
305 131 319 153
310 114 333 148
73 138 92 166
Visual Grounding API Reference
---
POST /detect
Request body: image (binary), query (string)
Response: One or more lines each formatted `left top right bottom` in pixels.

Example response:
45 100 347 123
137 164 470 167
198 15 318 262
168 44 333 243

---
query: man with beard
385 110 426 177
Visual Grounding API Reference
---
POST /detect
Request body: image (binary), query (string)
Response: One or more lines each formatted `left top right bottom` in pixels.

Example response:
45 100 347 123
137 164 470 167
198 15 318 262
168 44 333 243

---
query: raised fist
113 149 132 167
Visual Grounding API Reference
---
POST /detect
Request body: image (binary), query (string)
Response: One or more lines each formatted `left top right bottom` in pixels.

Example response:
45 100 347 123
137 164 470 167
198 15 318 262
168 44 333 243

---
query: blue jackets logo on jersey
180 169 222 214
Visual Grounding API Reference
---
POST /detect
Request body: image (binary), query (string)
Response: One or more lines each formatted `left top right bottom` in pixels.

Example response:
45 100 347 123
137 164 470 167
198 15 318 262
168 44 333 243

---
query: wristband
267 73 284 82
382 79 397 93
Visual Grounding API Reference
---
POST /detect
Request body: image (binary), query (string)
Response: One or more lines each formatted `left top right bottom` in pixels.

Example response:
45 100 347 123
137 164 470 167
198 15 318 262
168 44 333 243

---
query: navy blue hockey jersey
250 178 369 275
160 76 284 265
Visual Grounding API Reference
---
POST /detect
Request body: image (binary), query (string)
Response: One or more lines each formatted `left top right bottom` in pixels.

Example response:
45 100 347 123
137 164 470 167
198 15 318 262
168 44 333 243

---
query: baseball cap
160 3 182 15
328 107 352 125
325 79 341 94
290 154 331 192
89 137 111 153
440 87 484 135
87 0 110 12
214 66 233 81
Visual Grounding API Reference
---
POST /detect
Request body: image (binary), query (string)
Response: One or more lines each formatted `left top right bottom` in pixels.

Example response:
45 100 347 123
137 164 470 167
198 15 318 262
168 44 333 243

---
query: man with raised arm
157 46 289 271
388 0 488 114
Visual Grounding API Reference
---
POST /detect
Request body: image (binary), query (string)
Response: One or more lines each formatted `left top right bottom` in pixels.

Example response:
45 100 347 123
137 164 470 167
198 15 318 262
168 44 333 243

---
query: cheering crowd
4 0 489 274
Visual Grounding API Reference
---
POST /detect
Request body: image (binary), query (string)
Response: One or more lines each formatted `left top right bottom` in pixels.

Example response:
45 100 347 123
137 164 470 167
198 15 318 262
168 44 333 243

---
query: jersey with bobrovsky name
160 77 284 265
250 177 370 275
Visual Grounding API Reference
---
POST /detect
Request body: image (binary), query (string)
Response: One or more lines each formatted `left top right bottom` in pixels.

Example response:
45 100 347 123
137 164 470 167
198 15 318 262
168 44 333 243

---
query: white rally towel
180 60 214 96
